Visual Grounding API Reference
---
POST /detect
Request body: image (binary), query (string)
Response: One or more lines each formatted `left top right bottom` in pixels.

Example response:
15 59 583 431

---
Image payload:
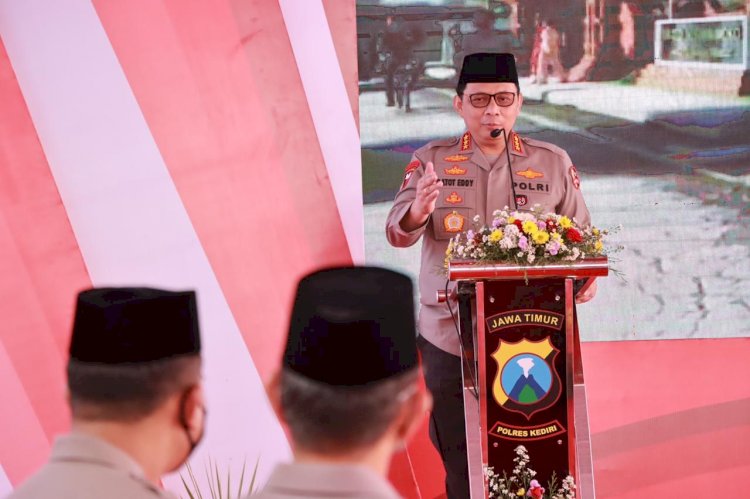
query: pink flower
518 235 528 250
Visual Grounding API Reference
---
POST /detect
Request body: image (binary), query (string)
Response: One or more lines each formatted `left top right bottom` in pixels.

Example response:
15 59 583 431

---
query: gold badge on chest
443 211 465 233
444 165 467 175
445 192 463 204
444 154 470 162
516 167 543 179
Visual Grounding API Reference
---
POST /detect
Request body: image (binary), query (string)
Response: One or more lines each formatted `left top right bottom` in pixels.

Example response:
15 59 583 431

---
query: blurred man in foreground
8 288 206 499
256 266 431 499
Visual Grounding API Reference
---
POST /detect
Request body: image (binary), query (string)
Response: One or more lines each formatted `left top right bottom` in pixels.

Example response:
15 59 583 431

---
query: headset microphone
490 128 502 138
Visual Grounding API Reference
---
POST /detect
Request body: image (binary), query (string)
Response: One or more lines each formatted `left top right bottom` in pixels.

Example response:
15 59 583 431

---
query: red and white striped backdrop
0 0 363 493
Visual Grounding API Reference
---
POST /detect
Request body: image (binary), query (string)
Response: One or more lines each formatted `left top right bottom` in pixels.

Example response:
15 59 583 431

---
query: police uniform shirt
385 131 591 356
7 433 176 499
252 462 402 499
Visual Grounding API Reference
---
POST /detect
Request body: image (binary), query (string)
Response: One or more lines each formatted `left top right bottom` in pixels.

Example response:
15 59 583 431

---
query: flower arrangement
445 205 611 268
484 445 576 499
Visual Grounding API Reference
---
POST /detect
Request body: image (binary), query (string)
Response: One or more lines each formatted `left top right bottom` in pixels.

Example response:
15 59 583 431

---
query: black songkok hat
70 287 201 364
458 52 518 88
284 266 417 386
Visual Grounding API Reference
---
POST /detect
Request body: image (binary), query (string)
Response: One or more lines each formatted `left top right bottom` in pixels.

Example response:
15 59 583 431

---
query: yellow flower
552 232 562 242
508 216 516 224
595 240 603 252
489 229 503 242
516 489 526 496
593 227 600 236
559 216 572 229
445 240 454 256
533 231 550 244
522 220 538 235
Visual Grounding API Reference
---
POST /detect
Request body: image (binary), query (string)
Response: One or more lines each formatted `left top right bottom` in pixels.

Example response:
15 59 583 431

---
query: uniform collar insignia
509 131 526 157
460 132 472 151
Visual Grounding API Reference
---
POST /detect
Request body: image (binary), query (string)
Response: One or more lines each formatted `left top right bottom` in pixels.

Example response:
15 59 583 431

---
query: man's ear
453 94 464 115
180 384 205 431
395 385 433 444
265 370 284 422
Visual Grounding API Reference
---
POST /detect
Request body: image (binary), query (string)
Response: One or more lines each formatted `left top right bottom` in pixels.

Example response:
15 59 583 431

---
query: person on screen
385 52 595 498
536 19 566 84
8 288 205 499
253 266 431 499
381 16 425 111
454 9 514 71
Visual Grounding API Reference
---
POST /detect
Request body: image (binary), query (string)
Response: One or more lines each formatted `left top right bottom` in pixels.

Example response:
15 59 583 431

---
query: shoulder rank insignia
444 165 467 176
460 132 472 151
444 154 470 162
400 160 420 190
445 192 463 205
511 132 524 154
443 211 465 233
516 168 544 180
569 165 581 190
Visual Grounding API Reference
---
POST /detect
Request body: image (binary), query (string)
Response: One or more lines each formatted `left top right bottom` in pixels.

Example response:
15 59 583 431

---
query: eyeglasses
466 92 516 108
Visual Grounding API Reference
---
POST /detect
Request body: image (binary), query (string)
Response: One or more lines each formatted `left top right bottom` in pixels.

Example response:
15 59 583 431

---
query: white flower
473 214 481 223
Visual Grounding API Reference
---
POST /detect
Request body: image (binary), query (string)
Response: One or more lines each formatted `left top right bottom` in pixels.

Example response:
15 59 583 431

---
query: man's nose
484 99 502 114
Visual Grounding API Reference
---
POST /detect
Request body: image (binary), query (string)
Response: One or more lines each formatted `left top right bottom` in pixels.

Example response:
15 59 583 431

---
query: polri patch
401 160 420 190
569 165 581 190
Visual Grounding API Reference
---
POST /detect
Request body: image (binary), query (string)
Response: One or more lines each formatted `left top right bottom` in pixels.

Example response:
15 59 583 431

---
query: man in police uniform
385 52 596 499
8 288 206 499
255 266 431 499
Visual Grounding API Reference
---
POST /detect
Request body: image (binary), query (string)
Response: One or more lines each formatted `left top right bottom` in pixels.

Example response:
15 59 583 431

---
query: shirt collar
261 462 402 498
50 432 150 481
458 130 527 170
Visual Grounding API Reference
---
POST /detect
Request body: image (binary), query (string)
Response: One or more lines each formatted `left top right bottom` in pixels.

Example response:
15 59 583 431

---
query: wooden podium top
447 256 609 281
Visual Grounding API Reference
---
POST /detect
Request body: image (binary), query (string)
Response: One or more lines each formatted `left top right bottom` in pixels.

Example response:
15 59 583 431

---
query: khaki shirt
251 462 402 499
7 433 175 499
385 131 590 356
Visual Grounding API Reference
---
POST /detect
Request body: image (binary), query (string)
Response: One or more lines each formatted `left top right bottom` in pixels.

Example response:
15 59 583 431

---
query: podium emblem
491 337 562 419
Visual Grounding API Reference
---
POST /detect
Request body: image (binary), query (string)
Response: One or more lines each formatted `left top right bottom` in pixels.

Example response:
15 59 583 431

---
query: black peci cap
284 266 417 386
458 52 518 89
70 287 200 364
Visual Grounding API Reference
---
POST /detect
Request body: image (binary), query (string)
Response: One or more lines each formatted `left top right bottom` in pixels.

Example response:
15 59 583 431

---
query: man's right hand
413 161 442 216
400 161 443 232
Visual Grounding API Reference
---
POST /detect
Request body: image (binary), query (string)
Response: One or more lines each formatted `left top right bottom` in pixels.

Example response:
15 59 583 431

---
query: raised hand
399 161 444 233
412 161 443 217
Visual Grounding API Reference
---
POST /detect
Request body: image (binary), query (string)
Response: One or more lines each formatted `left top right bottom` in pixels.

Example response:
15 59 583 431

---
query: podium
439 258 608 498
